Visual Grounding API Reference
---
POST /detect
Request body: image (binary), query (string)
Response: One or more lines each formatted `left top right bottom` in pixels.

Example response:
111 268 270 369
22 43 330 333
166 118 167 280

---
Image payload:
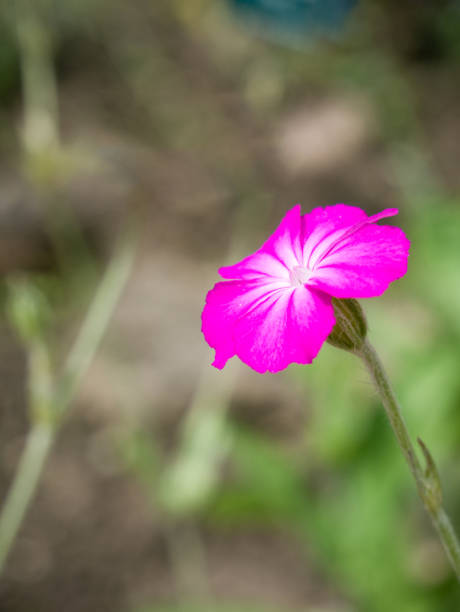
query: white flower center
289 265 312 287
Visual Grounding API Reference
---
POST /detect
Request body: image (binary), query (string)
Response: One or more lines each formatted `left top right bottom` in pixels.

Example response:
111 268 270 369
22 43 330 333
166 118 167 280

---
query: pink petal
302 204 398 269
201 276 335 373
308 217 410 298
234 286 335 373
201 278 290 369
219 205 303 281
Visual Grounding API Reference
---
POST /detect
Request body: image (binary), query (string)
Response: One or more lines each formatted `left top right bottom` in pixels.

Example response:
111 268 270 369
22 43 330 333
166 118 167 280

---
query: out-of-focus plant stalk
0 323 55 574
54 227 136 411
165 522 211 602
15 0 59 156
0 422 54 575
359 340 460 581
15 0 94 276
0 232 136 575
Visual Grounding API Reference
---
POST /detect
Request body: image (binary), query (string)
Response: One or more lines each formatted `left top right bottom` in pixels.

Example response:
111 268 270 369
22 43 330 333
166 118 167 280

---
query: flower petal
302 204 398 269
233 285 335 373
309 221 410 298
219 205 303 281
201 278 290 369
202 278 335 373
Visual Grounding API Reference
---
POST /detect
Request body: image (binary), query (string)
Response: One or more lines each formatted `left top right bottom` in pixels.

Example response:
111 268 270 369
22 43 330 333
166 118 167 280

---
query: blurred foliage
5 277 50 344
136 604 308 612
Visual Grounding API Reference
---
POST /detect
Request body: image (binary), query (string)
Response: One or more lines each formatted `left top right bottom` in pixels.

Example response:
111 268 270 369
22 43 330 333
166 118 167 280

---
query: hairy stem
359 340 460 580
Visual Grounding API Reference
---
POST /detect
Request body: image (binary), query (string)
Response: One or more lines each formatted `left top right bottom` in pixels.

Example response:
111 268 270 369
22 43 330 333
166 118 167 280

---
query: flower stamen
289 265 312 287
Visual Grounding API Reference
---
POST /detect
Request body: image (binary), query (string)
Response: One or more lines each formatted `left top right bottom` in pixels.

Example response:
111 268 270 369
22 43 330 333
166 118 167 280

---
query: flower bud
327 298 367 352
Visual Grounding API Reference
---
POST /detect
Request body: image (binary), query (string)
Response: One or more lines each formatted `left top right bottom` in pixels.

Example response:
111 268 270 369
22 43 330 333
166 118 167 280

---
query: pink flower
202 204 410 373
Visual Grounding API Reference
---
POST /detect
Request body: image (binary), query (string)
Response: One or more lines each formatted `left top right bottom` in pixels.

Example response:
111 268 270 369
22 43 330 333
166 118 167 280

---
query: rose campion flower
201 204 410 373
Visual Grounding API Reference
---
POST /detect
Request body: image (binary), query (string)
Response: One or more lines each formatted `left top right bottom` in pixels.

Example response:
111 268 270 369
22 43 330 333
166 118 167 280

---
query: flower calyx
327 298 367 353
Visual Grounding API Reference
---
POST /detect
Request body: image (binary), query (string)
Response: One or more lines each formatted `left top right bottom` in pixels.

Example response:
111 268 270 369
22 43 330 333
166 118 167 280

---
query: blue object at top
229 0 358 39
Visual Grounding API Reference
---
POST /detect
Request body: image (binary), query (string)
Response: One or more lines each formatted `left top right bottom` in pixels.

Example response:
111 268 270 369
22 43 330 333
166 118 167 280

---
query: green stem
359 340 460 580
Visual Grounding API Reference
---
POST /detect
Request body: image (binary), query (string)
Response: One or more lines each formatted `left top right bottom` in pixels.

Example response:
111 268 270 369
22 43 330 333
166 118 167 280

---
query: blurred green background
1 1 460 611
